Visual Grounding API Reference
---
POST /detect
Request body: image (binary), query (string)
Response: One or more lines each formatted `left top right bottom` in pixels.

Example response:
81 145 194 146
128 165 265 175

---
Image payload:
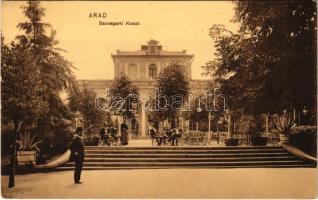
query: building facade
79 40 209 137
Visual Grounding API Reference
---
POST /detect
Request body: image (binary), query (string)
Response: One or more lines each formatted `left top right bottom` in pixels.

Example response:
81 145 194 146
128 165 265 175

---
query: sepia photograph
1 0 317 199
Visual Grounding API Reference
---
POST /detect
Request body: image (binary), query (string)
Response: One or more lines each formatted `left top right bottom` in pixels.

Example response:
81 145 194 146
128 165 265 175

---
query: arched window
149 64 157 79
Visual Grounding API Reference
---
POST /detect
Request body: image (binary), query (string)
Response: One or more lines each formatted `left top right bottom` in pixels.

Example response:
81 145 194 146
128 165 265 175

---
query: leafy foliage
203 1 317 116
1 1 76 161
16 1 75 124
17 132 43 151
154 64 190 127
109 73 139 118
1 40 47 128
68 83 107 130
273 112 296 136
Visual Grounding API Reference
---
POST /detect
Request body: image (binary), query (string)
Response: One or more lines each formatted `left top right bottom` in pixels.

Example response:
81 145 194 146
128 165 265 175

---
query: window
128 64 138 80
149 64 157 79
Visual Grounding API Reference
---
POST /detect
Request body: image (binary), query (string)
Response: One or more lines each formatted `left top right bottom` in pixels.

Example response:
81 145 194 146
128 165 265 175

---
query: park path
1 168 316 198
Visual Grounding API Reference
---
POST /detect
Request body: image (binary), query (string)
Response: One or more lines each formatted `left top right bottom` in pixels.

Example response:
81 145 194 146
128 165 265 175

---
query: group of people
99 121 129 146
68 121 182 184
149 124 183 146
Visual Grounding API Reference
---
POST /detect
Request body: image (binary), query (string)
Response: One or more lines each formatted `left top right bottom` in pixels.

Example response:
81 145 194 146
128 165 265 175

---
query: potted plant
273 112 296 144
251 116 268 146
237 115 267 146
251 134 268 146
224 137 239 146
223 111 239 146
17 132 43 166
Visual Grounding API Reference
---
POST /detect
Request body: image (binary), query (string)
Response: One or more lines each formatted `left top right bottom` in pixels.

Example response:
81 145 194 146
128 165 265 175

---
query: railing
182 131 211 146
181 131 281 146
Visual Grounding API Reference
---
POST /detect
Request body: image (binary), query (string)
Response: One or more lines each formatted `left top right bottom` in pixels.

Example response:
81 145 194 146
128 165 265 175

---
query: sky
2 1 239 80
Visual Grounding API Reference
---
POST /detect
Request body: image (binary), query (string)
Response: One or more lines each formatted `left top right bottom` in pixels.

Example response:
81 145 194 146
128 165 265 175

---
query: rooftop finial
147 39 159 45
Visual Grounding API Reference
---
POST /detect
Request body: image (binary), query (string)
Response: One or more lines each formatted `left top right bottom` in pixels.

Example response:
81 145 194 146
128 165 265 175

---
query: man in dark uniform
70 127 85 184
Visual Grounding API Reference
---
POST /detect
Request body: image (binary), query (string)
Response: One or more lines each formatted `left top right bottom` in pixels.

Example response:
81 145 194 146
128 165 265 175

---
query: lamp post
225 108 231 137
8 121 23 188
302 106 309 125
217 117 223 144
265 114 269 133
196 105 202 132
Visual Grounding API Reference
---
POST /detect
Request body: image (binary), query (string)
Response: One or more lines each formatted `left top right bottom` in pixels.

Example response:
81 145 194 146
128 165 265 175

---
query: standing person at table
121 118 129 145
70 127 85 184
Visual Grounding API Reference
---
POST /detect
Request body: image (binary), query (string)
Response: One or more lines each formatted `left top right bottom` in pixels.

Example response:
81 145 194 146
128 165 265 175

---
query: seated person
170 128 183 146
165 128 173 141
149 125 163 146
100 123 111 146
162 128 172 144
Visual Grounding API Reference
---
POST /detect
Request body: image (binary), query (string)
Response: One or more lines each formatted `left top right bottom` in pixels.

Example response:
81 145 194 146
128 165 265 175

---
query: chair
189 132 200 145
110 135 120 146
149 130 163 146
182 132 190 145
236 133 248 146
218 132 228 145
200 132 210 145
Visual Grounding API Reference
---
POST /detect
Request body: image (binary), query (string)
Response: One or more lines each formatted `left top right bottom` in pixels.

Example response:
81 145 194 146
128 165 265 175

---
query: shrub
237 115 258 135
85 134 100 146
290 126 317 157
1 128 15 156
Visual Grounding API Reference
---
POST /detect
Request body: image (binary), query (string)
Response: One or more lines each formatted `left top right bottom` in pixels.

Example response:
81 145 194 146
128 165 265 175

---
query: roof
111 40 193 57
112 50 191 56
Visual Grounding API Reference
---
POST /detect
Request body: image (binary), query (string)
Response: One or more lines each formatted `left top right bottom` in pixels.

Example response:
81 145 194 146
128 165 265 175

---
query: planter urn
17 150 36 166
251 136 268 146
279 134 290 145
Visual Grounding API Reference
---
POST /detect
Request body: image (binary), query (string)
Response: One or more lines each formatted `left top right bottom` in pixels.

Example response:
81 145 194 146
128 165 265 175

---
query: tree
203 1 317 117
16 1 75 129
155 63 190 128
1 39 47 188
1 1 76 187
109 73 139 118
68 83 107 132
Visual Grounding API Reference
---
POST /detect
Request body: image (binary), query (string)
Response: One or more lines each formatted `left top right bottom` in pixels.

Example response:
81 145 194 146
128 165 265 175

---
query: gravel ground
1 168 316 199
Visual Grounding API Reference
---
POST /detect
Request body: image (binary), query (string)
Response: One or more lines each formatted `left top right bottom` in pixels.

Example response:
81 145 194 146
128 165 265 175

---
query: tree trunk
8 121 20 188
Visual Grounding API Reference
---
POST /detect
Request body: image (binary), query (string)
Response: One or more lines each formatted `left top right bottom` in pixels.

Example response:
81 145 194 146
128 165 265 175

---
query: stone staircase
56 146 316 170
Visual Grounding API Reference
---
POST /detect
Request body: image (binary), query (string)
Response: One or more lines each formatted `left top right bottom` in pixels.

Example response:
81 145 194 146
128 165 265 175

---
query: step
85 152 290 158
60 160 311 167
84 149 286 154
85 150 286 156
56 164 316 170
55 146 316 170
82 156 298 162
84 146 283 150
